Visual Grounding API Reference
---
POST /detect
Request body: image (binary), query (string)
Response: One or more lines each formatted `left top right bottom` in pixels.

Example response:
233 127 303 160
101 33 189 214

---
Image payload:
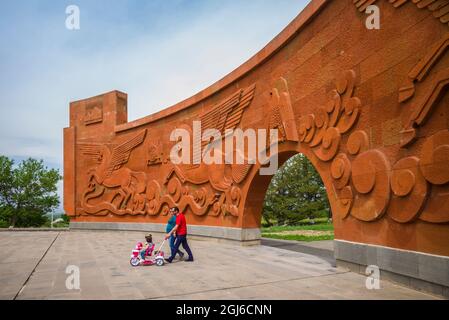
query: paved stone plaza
0 231 440 300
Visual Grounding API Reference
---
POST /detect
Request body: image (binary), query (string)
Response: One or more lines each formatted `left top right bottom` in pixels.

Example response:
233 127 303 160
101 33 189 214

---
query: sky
0 0 310 212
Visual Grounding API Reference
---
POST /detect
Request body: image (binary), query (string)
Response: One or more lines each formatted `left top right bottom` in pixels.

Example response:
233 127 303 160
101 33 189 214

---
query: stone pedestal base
334 240 449 298
70 222 260 245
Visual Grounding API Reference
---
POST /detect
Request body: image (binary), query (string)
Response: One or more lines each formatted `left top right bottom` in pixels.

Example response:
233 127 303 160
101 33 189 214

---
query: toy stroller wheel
156 258 164 266
130 257 140 267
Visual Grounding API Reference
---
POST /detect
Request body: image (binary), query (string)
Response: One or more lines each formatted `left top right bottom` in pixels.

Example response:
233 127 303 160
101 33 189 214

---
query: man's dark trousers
168 235 193 261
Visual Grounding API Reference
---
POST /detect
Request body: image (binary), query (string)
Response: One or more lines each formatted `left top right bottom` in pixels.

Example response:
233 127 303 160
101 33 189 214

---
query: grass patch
262 222 334 242
297 217 330 225
262 223 334 233
262 233 334 242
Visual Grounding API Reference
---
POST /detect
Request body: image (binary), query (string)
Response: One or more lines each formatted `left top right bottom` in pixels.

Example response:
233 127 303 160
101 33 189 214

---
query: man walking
164 207 194 263
166 208 185 259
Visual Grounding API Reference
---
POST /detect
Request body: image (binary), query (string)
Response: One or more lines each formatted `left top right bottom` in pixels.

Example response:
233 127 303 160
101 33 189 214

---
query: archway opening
260 153 333 243
242 146 335 250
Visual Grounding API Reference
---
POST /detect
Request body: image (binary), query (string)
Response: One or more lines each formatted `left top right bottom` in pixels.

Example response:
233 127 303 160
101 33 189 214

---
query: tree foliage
262 153 329 226
0 156 61 227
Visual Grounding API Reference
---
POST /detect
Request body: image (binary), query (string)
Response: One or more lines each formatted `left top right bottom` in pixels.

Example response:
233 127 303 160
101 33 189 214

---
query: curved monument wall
65 0 449 281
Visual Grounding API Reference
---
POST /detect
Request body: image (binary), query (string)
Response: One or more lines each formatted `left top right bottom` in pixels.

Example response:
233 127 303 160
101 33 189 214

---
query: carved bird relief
165 85 256 192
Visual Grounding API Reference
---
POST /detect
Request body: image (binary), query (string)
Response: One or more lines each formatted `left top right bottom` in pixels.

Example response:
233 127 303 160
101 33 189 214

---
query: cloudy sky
0 0 310 211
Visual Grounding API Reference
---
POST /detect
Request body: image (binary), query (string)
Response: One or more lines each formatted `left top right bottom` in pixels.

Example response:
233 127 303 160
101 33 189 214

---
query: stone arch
241 142 334 231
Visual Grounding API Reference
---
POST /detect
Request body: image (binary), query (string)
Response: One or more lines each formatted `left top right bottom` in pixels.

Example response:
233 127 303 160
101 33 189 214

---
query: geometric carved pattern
328 125 449 224
420 130 449 185
268 77 299 143
386 129 449 224
351 150 391 222
296 67 449 224
420 183 449 223
389 156 429 223
331 153 351 190
333 185 353 220
398 34 449 103
356 3 449 147
331 154 353 219
299 70 361 164
418 130 449 223
296 69 408 223
400 67 449 146
399 34 449 146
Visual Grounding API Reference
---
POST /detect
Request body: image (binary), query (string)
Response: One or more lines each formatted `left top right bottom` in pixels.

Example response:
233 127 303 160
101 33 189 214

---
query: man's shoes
164 258 173 263
185 257 194 262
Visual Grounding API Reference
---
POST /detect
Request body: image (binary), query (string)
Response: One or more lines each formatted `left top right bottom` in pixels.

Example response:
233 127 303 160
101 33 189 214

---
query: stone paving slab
261 238 335 263
0 231 440 300
0 232 59 300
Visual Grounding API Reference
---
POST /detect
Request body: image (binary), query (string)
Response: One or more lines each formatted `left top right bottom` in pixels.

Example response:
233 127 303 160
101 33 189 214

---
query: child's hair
145 234 152 243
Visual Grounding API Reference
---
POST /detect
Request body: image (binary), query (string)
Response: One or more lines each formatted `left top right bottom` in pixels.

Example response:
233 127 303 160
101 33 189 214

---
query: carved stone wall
65 0 449 257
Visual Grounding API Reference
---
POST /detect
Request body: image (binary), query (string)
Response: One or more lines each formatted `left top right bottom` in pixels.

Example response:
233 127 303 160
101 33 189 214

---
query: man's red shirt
175 213 187 236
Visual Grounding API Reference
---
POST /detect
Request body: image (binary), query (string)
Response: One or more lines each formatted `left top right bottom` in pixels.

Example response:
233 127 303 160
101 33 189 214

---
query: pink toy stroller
130 240 166 267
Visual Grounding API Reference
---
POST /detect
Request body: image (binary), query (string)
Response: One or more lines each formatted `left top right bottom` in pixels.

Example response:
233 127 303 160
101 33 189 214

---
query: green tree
0 156 61 228
262 153 329 226
62 213 70 224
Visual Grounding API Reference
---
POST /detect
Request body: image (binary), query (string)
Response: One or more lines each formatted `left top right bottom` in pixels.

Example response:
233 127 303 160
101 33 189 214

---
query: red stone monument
65 0 449 296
